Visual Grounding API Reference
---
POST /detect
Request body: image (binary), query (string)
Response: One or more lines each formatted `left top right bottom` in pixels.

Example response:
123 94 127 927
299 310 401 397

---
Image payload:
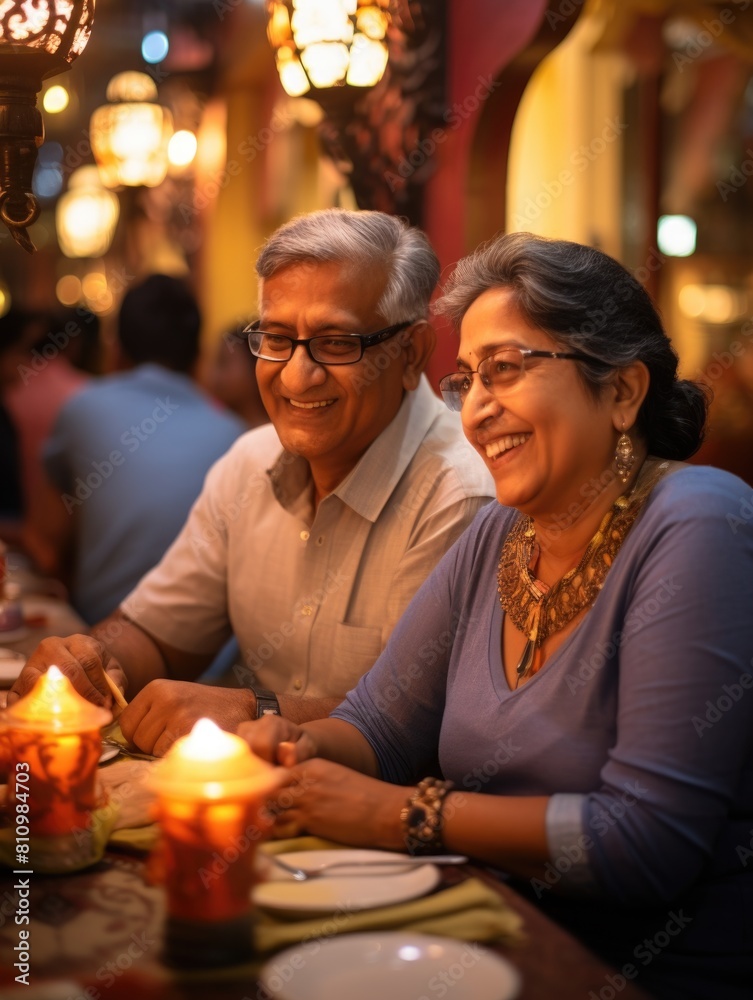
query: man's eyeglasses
439 347 602 411
245 320 415 367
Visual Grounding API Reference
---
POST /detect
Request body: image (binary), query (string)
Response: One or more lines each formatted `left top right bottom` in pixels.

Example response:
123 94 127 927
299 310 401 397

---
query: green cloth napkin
254 876 524 952
253 836 525 953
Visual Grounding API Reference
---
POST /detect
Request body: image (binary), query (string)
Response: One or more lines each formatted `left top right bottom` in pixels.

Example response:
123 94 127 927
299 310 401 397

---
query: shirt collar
267 375 442 522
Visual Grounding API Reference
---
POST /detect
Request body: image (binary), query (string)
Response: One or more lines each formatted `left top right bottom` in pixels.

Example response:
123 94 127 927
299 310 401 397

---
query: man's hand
236 715 318 765
119 679 256 756
7 635 126 709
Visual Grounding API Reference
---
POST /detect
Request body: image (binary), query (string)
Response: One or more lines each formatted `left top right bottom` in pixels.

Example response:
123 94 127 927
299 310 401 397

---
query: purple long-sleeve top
333 466 753 920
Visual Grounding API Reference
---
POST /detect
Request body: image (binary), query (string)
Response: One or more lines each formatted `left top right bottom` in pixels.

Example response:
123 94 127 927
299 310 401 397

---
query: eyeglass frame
439 346 605 411
244 319 416 366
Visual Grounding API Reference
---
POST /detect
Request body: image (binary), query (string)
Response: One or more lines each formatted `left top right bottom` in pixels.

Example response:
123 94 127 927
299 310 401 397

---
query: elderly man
11 209 493 754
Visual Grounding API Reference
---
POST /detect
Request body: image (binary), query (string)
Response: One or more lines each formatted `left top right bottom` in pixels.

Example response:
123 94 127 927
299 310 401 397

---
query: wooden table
0 583 651 998
0 847 652 999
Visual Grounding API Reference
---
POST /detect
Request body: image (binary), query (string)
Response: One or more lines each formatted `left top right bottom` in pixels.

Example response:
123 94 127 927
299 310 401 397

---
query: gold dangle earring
614 423 635 484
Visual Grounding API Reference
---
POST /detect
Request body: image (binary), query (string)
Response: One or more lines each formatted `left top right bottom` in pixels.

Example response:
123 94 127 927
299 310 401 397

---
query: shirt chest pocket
325 621 385 696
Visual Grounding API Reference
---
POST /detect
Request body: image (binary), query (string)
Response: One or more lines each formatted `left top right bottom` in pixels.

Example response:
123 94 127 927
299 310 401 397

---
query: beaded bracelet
400 777 454 855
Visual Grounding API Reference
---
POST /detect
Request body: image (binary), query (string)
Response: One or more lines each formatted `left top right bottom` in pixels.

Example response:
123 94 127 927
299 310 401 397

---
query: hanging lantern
90 72 173 189
56 165 119 258
0 0 96 252
266 0 391 97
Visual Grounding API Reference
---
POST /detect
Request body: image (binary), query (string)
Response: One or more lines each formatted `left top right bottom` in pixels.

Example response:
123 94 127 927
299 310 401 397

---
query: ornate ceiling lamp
267 0 391 96
0 0 95 252
56 164 119 258
268 0 444 224
90 71 173 189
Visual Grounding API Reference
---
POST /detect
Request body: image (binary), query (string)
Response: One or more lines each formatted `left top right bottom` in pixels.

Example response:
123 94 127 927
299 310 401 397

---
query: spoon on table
268 853 468 881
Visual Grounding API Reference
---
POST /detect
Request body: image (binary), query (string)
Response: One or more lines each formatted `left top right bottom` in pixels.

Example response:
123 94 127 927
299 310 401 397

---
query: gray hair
255 208 439 323
435 231 709 460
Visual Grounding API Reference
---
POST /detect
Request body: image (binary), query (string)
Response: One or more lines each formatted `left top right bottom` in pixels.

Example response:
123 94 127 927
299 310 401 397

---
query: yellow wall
507 3 629 257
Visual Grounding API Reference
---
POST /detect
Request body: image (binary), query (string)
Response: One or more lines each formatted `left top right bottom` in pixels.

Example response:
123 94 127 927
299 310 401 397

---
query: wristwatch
250 684 281 719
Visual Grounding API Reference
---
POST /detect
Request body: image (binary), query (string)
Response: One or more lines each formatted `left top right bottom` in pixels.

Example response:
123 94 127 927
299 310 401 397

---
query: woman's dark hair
435 231 710 460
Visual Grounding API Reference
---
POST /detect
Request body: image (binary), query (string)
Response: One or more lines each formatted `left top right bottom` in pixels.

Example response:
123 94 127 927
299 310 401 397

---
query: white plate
0 648 25 685
253 850 441 914
259 931 522 1000
99 744 121 764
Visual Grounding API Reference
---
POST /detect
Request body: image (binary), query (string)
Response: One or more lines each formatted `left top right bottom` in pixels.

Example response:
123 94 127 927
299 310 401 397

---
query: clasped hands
237 715 407 847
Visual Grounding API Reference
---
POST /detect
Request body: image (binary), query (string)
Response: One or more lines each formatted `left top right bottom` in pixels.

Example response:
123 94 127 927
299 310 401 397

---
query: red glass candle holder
0 666 111 869
148 718 284 968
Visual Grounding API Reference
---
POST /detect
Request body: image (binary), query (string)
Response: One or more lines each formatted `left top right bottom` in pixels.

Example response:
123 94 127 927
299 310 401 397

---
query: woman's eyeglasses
439 347 601 411
245 320 414 366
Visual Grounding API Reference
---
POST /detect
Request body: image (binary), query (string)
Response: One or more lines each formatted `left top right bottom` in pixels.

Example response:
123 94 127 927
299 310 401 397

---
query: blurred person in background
4 308 95 568
202 319 269 682
32 274 244 623
0 309 27 542
205 319 268 429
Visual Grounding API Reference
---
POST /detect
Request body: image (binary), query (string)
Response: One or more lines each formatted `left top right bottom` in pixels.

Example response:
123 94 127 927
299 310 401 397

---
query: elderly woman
239 233 753 1000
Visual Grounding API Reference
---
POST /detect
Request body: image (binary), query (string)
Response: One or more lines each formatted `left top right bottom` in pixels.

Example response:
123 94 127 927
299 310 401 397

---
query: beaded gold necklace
498 459 669 687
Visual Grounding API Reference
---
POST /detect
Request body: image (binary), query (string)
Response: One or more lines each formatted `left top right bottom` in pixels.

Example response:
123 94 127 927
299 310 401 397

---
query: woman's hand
237 715 319 765
268 758 408 849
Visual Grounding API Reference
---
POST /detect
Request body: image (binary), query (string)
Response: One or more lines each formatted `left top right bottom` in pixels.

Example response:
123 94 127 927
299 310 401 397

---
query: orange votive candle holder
0 666 111 866
147 718 284 967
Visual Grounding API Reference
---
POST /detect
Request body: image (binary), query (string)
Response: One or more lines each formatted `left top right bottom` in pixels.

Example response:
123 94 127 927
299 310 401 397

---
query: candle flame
181 718 244 762
0 663 111 732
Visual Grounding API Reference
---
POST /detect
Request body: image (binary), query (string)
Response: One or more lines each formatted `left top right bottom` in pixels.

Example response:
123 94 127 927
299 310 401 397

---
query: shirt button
301 605 313 616
293 679 303 691
300 530 310 541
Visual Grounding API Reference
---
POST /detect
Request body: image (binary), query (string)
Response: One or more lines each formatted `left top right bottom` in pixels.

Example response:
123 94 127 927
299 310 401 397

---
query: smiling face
256 260 413 498
458 286 621 523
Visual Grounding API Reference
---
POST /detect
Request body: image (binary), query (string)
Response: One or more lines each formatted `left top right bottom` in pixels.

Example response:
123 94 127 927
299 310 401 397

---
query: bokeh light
142 30 169 64
43 85 70 114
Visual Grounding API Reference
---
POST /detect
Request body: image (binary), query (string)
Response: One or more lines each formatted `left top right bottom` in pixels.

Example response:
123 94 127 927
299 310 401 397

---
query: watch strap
249 684 281 719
